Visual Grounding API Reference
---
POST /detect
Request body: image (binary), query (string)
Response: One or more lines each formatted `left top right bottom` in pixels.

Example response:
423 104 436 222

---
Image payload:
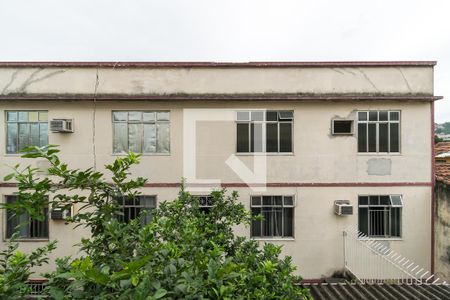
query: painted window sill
357 153 402 156
252 237 295 241
111 153 171 156
236 153 294 156
358 237 403 241
3 238 50 242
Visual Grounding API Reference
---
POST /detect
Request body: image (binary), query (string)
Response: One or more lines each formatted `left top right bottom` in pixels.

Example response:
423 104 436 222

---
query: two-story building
0 61 440 280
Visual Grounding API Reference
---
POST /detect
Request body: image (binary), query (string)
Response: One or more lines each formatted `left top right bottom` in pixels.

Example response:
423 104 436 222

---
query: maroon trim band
431 101 435 274
0 182 432 188
0 61 437 68
0 94 443 102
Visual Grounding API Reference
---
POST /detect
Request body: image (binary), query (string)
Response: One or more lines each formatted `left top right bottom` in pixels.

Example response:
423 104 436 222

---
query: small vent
50 119 74 133
334 200 353 216
332 120 353 135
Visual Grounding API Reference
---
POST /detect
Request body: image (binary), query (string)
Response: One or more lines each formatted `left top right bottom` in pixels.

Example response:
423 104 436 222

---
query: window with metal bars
5 196 49 239
357 110 400 153
358 195 403 238
27 280 47 296
196 195 214 213
236 110 293 153
116 195 156 224
250 195 295 238
112 111 170 154
5 111 49 154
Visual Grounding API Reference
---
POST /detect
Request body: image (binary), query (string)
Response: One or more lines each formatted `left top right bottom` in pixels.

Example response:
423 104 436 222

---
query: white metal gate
343 228 447 284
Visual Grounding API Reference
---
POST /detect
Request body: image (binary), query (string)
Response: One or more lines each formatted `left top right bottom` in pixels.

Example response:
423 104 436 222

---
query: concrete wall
0 100 432 183
0 65 434 279
435 181 450 281
0 66 433 96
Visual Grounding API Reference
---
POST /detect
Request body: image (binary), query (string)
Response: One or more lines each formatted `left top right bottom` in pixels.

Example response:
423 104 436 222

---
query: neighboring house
436 142 450 163
437 133 450 141
435 143 450 281
0 61 441 281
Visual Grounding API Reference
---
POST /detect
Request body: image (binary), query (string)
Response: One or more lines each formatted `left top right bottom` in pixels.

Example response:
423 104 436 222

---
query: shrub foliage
0 145 310 299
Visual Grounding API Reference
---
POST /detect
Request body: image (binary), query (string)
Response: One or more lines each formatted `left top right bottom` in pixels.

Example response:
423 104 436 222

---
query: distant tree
435 134 444 144
435 122 450 135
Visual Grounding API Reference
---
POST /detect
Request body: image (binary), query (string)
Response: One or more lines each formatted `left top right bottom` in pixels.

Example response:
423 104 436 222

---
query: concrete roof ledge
0 62 438 98
0 61 438 68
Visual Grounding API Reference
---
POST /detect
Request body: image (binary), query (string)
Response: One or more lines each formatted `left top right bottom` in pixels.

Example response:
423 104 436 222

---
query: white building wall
0 64 435 279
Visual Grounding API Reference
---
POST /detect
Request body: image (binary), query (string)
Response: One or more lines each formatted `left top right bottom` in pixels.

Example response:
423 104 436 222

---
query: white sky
0 0 449 122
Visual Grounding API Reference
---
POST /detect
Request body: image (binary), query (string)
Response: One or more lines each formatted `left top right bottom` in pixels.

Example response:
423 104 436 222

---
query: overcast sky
0 0 449 122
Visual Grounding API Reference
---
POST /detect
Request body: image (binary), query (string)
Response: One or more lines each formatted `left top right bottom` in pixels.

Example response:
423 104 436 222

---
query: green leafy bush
1 145 311 299
0 234 56 299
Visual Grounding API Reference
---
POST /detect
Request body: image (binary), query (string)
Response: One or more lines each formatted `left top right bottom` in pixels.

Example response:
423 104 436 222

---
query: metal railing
27 279 47 298
343 228 447 284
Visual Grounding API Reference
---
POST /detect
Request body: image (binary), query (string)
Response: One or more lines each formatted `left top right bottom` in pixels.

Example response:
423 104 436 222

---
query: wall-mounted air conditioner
51 207 71 220
334 200 353 216
50 119 74 133
331 119 353 135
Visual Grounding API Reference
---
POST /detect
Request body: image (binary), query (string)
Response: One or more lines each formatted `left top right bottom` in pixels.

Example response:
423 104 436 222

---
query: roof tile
435 142 450 155
435 163 450 185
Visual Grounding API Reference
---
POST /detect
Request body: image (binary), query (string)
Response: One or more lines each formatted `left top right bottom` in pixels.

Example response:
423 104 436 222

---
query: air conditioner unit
334 200 353 216
50 119 74 133
331 119 353 135
51 207 71 220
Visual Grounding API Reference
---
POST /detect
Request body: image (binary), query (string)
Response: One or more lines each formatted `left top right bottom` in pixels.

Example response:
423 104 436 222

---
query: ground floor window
116 195 156 224
6 195 49 239
196 195 214 213
251 195 294 238
358 195 403 238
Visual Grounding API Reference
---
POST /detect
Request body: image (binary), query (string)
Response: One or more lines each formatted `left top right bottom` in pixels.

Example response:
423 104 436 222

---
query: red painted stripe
431 101 436 274
0 182 432 188
144 182 433 188
0 61 437 68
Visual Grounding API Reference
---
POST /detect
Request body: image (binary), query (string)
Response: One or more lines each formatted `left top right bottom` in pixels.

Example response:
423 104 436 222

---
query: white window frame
357 110 401 154
235 110 294 154
358 194 403 239
116 195 157 224
3 195 49 241
112 111 170 155
5 110 49 154
250 195 295 239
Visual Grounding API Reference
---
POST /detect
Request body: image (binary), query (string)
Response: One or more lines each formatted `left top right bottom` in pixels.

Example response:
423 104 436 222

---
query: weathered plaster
0 66 434 96
435 181 450 281
367 158 392 176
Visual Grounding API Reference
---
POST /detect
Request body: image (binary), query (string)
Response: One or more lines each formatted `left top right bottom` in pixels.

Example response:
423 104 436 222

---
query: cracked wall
0 66 434 96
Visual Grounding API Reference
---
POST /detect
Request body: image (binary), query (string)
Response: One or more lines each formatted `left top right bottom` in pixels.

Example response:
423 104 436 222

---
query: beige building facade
0 62 440 280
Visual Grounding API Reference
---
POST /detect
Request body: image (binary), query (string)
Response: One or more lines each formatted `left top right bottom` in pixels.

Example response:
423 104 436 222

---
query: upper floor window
5 195 49 239
112 111 170 154
116 195 156 224
6 111 48 154
251 195 294 238
236 110 293 153
357 111 400 153
358 195 403 238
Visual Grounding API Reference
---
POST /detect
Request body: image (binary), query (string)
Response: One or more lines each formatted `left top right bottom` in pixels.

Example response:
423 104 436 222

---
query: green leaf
153 289 167 299
3 173 14 181
49 288 65 300
131 275 139 286
120 279 131 288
